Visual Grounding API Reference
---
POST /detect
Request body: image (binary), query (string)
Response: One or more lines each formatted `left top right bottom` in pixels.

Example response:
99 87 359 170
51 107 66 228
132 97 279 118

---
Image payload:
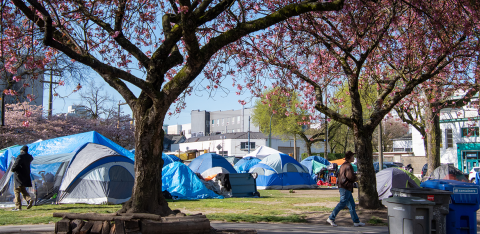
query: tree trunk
119 99 172 216
306 141 312 157
425 104 441 178
354 126 382 209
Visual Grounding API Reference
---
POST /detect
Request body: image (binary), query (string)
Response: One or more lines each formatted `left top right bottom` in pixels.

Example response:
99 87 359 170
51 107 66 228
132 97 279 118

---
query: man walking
327 151 365 227
11 145 34 211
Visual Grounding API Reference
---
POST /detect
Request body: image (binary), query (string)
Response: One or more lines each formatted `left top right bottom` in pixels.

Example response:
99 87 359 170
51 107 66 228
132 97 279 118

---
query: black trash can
383 196 435 234
391 187 452 234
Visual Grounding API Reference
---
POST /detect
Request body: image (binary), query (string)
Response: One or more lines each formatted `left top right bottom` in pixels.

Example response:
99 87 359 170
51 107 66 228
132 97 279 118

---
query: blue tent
162 162 223 200
249 153 316 190
0 143 134 205
0 131 134 172
188 153 236 174
163 153 181 166
234 156 261 173
301 156 331 180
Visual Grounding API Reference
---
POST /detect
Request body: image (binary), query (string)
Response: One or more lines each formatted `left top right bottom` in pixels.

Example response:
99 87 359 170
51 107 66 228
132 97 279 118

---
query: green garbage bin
391 187 452 234
383 196 435 234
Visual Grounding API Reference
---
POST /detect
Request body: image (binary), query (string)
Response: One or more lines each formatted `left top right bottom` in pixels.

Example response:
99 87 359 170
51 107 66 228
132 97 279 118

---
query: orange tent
330 158 346 165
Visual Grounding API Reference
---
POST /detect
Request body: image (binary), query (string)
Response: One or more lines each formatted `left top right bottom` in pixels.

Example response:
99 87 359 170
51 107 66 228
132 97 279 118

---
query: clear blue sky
45 72 257 126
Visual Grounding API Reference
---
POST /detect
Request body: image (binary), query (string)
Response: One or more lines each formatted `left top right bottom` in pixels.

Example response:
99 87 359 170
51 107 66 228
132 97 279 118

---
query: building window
446 129 453 148
237 116 241 124
237 129 240 132
462 127 479 137
212 120 215 125
217 119 219 126
222 118 224 125
241 142 255 150
226 117 229 125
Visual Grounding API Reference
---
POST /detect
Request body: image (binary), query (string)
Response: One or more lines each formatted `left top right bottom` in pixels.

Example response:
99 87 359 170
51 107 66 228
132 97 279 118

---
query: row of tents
0 132 318 207
0 131 468 206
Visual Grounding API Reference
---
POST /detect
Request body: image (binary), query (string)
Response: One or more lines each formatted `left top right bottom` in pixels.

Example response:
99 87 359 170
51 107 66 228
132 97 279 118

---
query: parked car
469 167 480 183
373 162 399 173
421 163 428 178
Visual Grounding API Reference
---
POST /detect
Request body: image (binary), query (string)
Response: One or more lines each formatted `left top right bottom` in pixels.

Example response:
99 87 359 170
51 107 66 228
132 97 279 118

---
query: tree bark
118 98 172 216
425 104 441 178
354 125 383 209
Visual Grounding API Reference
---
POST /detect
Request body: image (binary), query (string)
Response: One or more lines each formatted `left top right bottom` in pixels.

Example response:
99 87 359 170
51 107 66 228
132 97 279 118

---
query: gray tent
429 164 468 182
376 168 420 200
0 143 134 206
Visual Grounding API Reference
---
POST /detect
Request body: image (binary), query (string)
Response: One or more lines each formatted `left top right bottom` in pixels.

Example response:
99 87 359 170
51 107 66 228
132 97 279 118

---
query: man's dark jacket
11 152 33 187
337 161 356 193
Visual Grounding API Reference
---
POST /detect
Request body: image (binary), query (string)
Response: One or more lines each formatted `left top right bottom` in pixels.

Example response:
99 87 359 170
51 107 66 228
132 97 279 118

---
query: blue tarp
234 156 261 173
0 131 134 172
163 153 181 166
249 153 316 190
162 162 223 200
188 153 236 174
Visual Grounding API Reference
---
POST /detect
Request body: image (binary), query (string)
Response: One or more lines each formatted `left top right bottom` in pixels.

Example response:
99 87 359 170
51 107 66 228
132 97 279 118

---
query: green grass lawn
0 190 338 225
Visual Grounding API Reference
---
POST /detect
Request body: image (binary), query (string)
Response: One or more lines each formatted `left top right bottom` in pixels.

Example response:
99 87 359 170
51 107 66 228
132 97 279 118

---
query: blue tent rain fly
188 153 236 174
234 156 261 173
249 153 316 190
162 162 223 200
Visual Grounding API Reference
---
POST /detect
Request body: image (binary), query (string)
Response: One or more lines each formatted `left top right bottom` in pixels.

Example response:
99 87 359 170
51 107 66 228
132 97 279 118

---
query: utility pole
293 134 297 161
324 90 328 160
117 101 128 128
378 120 383 171
248 116 251 153
377 89 383 171
40 71 60 118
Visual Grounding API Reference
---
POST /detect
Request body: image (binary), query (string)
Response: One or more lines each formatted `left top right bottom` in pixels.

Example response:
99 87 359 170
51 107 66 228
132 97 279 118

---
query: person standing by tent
11 146 34 211
327 151 365 227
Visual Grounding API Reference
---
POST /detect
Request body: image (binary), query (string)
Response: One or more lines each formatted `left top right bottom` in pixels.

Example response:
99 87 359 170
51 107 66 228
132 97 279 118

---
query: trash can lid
421 179 480 204
383 196 435 205
391 187 452 195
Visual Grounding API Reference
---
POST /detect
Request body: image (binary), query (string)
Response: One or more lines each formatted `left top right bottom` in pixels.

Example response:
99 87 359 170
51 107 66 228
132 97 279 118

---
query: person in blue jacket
11 145 34 211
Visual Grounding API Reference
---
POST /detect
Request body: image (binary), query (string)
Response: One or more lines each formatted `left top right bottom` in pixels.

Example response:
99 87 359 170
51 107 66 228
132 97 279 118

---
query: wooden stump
54 213 211 234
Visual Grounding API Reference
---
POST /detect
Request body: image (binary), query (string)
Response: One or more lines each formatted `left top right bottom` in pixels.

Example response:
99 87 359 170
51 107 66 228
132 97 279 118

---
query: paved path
4 222 480 234
0 222 389 234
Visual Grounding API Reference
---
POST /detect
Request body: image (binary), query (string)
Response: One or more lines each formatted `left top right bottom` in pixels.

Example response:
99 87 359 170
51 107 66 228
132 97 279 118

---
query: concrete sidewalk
0 222 389 234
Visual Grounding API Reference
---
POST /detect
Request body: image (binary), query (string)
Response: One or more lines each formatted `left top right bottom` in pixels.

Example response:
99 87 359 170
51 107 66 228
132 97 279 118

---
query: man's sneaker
11 208 21 211
327 218 337 227
27 200 33 209
354 222 366 227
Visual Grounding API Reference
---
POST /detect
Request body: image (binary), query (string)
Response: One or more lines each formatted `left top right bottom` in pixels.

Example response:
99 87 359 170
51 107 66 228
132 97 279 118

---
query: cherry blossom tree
0 102 134 149
4 0 345 214
230 0 479 208
395 80 480 179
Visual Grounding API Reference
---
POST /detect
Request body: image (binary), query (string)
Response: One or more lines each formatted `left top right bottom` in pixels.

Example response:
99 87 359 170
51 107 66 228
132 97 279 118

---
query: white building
67 105 91 118
174 132 328 159
407 93 479 172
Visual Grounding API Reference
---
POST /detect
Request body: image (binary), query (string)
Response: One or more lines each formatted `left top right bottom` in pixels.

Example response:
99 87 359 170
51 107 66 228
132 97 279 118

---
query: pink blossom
112 31 121 38
24 110 32 117
22 121 29 127
13 76 21 82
